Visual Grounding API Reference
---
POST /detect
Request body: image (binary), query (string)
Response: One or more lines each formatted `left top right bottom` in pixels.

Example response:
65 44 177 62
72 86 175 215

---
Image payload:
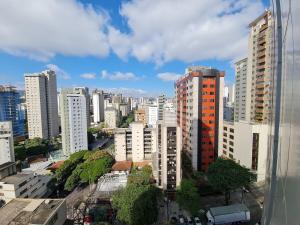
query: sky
0 0 270 97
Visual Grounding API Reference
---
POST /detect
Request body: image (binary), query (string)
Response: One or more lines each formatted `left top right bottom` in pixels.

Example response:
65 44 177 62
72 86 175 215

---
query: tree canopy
176 179 202 215
207 157 255 205
127 165 152 186
112 184 161 225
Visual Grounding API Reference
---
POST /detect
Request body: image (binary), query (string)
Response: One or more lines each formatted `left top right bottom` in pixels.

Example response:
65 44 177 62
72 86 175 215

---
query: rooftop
210 204 249 216
96 172 128 194
0 173 31 185
112 161 132 171
0 198 65 225
0 162 16 171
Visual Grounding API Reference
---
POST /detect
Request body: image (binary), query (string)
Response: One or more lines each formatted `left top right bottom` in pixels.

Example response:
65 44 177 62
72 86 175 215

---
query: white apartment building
0 172 51 202
73 87 90 128
120 103 129 117
60 89 88 156
146 106 158 127
157 95 166 121
248 11 273 123
104 107 119 129
234 58 250 122
115 122 156 162
92 90 104 124
156 110 182 193
25 70 59 139
0 198 67 225
220 121 268 182
0 121 14 165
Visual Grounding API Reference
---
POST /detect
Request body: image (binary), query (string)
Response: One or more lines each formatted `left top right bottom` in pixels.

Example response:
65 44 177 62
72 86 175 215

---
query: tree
176 179 201 215
128 165 152 186
207 158 255 205
80 155 114 183
112 184 162 225
64 165 83 191
14 145 26 161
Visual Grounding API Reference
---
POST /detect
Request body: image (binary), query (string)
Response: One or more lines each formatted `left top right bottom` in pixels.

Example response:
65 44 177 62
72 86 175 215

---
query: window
230 128 234 133
229 147 234 153
223 138 227 143
229 135 234 140
229 154 233 159
224 127 227 131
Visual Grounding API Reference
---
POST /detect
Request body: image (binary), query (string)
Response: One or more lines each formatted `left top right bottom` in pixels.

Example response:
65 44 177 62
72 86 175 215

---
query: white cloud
109 0 264 64
0 0 109 61
157 72 181 81
46 64 70 80
80 73 96 79
101 70 142 81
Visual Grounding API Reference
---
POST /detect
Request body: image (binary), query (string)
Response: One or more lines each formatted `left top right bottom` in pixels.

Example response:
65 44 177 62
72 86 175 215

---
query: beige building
115 122 156 162
134 108 146 124
0 121 14 165
234 58 251 122
25 70 59 139
60 89 88 156
248 11 273 123
0 172 51 202
220 121 268 182
105 107 119 129
156 110 182 193
0 198 66 225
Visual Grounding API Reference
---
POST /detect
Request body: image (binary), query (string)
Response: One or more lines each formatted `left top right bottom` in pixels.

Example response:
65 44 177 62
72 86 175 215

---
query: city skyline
0 0 269 97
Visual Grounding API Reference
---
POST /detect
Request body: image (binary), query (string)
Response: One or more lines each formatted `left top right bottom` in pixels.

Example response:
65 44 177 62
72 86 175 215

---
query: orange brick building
175 66 224 171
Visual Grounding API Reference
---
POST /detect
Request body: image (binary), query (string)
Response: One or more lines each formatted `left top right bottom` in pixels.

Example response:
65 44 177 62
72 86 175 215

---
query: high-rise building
115 122 155 162
156 109 182 194
248 10 273 123
25 70 59 139
119 103 129 117
104 107 119 128
60 89 88 156
0 86 24 137
146 106 158 127
175 66 224 171
92 90 104 124
234 58 250 122
134 108 146 125
73 87 90 128
157 95 166 120
0 121 14 165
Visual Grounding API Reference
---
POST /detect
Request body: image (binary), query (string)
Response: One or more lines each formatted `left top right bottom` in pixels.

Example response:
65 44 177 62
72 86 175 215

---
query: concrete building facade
146 106 158 127
104 107 119 129
156 110 182 194
0 172 51 202
60 89 88 156
0 121 14 165
114 122 155 162
248 11 273 123
234 58 250 122
220 121 268 181
25 70 59 139
175 66 224 171
92 90 105 124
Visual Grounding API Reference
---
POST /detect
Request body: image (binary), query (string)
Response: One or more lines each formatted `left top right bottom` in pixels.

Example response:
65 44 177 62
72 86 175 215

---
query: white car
179 217 185 224
194 217 202 225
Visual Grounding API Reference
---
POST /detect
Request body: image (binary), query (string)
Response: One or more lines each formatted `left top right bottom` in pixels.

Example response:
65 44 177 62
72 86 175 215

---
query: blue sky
0 0 269 97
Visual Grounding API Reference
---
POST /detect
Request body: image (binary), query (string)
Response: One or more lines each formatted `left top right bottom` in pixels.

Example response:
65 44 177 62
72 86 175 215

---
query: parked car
187 216 193 224
194 217 202 225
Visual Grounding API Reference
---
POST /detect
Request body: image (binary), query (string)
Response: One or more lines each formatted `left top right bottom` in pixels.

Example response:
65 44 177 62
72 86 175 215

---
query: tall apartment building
146 106 158 127
92 90 104 124
157 95 166 120
175 66 224 171
0 85 24 137
156 110 182 194
25 70 59 139
0 122 14 165
60 89 88 156
220 121 268 182
234 58 251 122
134 108 146 125
104 107 119 129
248 10 273 123
73 87 90 128
115 122 156 162
119 103 129 117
